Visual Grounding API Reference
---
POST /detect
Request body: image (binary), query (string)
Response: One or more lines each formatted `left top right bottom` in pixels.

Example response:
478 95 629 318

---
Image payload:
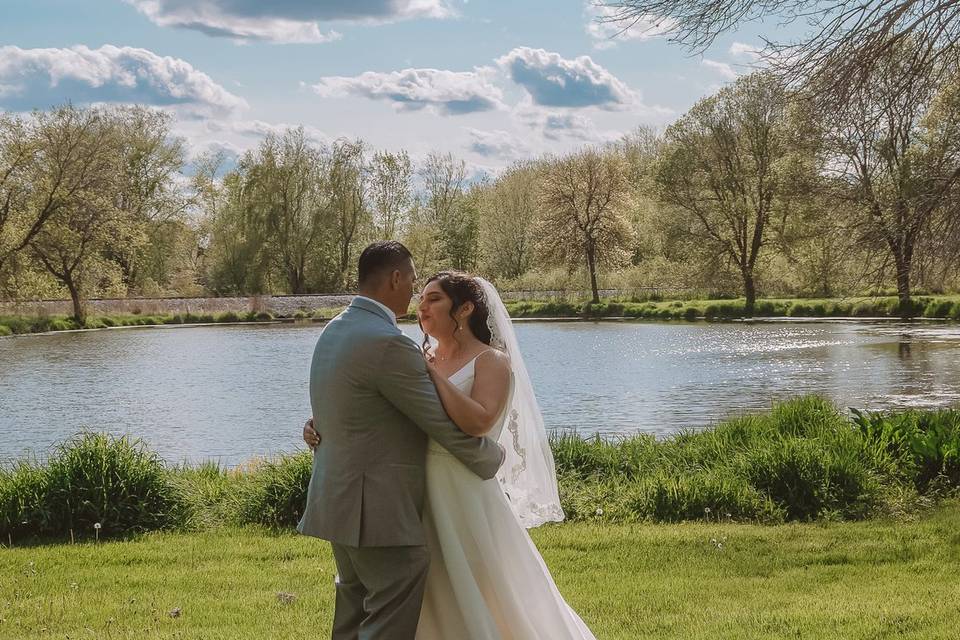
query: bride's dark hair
420 270 492 354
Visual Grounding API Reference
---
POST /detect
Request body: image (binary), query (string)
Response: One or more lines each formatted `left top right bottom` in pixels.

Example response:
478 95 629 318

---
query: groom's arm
376 333 505 480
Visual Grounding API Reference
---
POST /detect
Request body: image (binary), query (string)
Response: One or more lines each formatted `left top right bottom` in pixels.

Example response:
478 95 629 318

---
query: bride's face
418 280 473 338
417 280 453 336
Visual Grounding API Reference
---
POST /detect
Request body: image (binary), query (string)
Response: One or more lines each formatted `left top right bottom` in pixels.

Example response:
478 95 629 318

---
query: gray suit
297 297 504 639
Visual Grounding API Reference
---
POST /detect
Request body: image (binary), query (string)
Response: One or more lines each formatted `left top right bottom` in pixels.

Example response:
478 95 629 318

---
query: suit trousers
330 542 431 640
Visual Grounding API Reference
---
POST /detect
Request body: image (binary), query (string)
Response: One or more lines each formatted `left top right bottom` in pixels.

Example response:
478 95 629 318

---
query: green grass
0 311 294 336
504 294 960 321
2 501 959 639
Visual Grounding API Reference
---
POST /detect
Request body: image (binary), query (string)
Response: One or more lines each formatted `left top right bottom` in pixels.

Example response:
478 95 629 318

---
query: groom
297 240 505 640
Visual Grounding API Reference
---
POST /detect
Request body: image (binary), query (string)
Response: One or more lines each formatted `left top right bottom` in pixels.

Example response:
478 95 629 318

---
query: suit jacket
297 296 504 547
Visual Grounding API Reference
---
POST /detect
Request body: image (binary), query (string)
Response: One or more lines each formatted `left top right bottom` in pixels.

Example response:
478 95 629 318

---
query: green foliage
1 433 185 541
850 407 960 490
233 452 313 528
0 324 11 336
4 399 960 539
553 396 923 524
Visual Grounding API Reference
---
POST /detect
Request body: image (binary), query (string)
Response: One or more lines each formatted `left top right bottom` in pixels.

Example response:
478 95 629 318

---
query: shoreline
2 312 957 339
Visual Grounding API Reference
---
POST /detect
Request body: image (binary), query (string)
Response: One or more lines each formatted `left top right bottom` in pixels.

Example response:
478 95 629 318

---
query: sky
0 0 782 175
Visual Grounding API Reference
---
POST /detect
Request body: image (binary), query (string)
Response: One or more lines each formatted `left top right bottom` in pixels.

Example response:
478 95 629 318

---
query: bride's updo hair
421 271 492 350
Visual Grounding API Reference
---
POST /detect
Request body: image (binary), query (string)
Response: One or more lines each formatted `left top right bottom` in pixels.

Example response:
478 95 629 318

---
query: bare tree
818 43 960 314
538 147 634 303
597 0 960 106
655 72 796 314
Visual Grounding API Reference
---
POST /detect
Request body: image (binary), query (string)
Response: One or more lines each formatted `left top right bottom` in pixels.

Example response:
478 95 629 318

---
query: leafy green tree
655 72 796 314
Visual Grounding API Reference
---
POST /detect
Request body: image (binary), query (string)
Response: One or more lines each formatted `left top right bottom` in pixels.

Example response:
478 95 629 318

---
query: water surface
2 320 959 465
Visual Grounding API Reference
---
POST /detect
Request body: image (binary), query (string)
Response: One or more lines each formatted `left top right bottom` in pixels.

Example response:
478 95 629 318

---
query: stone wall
0 294 356 317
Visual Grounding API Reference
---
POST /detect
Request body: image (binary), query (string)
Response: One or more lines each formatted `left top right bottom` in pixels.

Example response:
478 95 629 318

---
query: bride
306 270 596 640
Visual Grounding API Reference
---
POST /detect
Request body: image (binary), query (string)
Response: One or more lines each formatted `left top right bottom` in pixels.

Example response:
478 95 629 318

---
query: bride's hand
423 349 440 379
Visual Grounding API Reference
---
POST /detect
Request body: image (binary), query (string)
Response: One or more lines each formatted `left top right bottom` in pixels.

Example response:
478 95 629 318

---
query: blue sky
0 0 780 172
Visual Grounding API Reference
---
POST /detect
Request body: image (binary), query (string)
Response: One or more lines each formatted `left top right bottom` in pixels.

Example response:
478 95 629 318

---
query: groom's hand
303 418 320 450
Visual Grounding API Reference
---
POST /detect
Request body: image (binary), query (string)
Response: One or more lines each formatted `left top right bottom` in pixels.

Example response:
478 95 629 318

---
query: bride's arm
426 350 511 437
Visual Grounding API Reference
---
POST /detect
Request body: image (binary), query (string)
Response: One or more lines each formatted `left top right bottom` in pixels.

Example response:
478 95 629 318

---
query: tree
368 150 412 240
0 106 116 283
416 151 478 271
478 161 541 280
26 108 122 322
197 156 268 295
243 128 331 294
817 43 960 314
105 107 187 293
655 72 797 314
597 0 960 106
328 139 370 290
538 147 634 303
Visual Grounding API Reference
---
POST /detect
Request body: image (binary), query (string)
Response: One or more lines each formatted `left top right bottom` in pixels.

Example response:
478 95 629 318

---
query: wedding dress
416 280 597 640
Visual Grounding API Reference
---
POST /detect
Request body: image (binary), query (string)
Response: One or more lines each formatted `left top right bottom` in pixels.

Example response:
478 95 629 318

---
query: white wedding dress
416 353 597 640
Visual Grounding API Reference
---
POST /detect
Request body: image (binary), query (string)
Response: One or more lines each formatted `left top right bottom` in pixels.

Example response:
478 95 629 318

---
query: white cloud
465 128 531 159
309 68 504 115
496 47 636 109
729 42 763 60
584 2 675 50
0 44 247 115
701 59 738 80
126 0 452 43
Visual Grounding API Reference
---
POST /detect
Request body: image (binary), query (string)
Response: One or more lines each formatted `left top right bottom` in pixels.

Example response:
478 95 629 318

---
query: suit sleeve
375 333 504 480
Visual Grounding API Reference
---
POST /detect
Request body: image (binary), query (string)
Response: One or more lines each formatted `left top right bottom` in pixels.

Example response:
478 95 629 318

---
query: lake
2 319 960 466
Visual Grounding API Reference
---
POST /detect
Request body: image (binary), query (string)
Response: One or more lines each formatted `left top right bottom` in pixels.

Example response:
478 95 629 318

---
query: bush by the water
0 433 185 541
233 451 313 528
4 397 960 543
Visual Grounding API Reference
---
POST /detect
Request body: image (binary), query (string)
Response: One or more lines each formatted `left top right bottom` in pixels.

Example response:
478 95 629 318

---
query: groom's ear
389 269 402 289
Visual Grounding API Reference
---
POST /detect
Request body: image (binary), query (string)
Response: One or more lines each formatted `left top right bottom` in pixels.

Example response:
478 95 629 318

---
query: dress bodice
427 352 510 455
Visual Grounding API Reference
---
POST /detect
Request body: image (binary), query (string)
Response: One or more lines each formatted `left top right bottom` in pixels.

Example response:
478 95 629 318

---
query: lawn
3 500 959 640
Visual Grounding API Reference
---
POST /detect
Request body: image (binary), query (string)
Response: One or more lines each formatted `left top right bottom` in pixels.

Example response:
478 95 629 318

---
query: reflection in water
1 320 960 466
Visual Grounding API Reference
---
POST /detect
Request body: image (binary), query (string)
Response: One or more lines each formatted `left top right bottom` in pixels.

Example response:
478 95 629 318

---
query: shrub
923 300 954 318
737 438 881 521
0 325 11 337
627 471 784 523
216 311 241 323
234 451 313 528
37 433 185 539
254 311 273 321
0 462 48 539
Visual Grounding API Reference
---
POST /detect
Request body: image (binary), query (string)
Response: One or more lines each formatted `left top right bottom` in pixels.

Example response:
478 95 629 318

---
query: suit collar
351 295 398 326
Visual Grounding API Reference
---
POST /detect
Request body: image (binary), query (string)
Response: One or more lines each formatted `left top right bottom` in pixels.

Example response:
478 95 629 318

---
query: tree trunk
742 268 756 317
67 279 85 325
586 244 600 304
894 252 913 319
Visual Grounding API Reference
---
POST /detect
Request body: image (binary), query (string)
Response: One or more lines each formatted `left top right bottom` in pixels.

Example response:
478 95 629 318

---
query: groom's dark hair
357 241 413 287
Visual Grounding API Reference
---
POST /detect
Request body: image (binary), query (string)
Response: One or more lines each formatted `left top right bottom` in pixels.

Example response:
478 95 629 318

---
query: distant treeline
3 43 959 321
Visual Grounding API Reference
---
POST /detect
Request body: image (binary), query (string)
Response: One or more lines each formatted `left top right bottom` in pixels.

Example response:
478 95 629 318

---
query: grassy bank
0 308 342 337
4 293 960 337
504 294 960 321
3 396 959 546
2 502 959 639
